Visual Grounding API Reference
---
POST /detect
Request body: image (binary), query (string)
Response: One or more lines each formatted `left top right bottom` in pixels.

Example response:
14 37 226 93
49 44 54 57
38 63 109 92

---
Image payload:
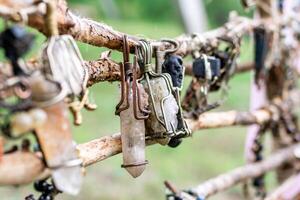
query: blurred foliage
204 0 251 27
69 0 251 27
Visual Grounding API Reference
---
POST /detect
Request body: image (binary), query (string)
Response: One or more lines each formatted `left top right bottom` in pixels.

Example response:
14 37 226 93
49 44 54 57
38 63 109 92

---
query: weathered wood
0 103 288 185
85 58 121 86
78 133 122 167
1 59 252 87
266 173 300 200
0 151 45 185
0 0 257 56
187 109 272 132
260 0 295 184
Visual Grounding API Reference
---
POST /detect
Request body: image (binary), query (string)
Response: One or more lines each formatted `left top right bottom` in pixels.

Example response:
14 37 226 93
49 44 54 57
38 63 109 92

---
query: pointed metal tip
125 165 146 178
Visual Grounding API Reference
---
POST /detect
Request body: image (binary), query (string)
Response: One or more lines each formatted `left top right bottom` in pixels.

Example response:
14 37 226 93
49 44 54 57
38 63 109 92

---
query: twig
265 173 300 200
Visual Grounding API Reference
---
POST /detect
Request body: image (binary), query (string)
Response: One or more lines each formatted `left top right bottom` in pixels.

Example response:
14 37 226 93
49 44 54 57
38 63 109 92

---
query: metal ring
49 158 83 170
121 160 148 168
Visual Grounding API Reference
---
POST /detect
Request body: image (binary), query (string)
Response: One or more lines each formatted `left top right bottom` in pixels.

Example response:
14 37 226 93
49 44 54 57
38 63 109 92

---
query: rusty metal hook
160 39 179 55
116 35 149 120
155 39 179 73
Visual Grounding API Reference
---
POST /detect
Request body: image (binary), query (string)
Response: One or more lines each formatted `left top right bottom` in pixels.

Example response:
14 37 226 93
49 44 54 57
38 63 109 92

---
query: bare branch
266 173 300 200
85 58 121 86
187 108 273 132
0 151 45 185
178 144 299 199
0 1 257 56
85 58 253 86
0 102 288 185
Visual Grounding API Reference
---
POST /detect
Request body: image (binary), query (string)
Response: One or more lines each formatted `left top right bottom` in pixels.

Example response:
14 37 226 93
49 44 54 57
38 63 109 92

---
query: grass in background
0 8 256 200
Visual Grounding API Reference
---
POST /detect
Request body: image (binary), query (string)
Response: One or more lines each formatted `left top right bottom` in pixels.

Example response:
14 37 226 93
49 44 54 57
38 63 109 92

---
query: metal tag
35 101 82 195
137 40 191 146
42 35 88 98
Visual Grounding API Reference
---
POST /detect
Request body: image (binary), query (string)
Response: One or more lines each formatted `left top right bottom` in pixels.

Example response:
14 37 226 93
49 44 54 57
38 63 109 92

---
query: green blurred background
0 0 273 200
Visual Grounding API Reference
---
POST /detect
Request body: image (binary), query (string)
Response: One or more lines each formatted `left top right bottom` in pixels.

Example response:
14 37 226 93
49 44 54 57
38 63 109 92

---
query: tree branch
176 144 299 199
85 58 253 86
265 173 300 200
0 1 258 56
0 101 290 185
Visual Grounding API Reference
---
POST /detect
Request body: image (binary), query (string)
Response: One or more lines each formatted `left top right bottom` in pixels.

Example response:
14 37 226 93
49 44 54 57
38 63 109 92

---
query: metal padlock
192 56 220 81
41 35 88 99
182 54 220 117
138 40 186 145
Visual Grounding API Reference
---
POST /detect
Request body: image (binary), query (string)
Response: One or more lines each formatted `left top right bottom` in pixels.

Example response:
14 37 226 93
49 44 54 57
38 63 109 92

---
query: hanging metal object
182 54 221 118
161 40 191 147
33 1 83 195
137 39 190 146
182 36 240 118
210 36 240 91
35 102 82 195
39 0 95 125
116 35 149 178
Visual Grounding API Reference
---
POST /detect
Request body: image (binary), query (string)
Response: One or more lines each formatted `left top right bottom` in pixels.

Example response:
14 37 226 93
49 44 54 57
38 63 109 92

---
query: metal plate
42 35 88 97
